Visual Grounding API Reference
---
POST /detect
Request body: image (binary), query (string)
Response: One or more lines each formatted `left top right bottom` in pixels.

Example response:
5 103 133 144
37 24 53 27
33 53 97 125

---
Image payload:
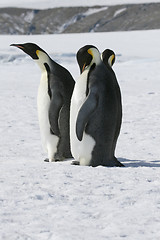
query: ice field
0 29 160 239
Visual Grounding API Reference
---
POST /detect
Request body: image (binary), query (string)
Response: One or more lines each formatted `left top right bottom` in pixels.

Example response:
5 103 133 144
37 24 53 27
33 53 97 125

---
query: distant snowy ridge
0 3 160 35
56 7 108 34
114 8 126 17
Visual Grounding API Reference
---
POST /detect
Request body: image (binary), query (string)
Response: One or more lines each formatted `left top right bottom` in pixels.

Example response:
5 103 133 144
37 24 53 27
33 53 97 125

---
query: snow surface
0 29 160 239
0 0 160 9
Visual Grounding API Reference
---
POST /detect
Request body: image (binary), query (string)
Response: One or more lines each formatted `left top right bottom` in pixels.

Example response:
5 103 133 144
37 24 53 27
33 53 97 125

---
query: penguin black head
101 49 115 67
76 45 100 74
10 43 47 60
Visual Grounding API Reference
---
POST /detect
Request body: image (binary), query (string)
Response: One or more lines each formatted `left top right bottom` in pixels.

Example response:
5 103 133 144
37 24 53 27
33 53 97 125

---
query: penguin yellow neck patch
109 54 115 66
88 49 93 57
36 50 40 57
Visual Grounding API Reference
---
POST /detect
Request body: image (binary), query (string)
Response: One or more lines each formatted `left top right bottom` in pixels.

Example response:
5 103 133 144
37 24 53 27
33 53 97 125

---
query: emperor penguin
101 49 115 67
11 43 75 162
70 45 124 167
101 49 123 166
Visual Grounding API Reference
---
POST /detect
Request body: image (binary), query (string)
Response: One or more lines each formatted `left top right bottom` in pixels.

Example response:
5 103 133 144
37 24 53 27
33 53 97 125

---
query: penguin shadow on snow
44 158 160 168
119 158 160 168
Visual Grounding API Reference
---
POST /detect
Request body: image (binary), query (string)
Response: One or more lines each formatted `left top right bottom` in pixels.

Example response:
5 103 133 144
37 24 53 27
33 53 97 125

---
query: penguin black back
101 48 123 166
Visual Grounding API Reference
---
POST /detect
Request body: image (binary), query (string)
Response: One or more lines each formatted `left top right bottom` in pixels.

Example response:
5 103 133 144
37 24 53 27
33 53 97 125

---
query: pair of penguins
11 43 124 167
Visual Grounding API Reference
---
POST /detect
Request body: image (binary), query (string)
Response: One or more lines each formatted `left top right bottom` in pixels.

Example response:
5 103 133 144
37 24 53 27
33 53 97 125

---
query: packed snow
0 29 160 239
114 8 127 17
0 0 160 9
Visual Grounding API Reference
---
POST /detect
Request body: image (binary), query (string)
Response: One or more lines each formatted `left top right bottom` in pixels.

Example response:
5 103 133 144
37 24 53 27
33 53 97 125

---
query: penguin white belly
70 70 95 166
37 72 59 161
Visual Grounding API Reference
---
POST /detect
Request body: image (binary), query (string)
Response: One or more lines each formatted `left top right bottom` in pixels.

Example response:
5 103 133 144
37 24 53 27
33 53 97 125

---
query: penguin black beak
10 44 24 50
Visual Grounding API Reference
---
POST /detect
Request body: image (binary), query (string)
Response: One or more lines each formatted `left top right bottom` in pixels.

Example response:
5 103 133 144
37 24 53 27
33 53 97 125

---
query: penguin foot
115 161 125 167
71 160 80 165
114 158 125 167
55 159 61 162
44 158 58 162
100 158 125 167
44 158 49 162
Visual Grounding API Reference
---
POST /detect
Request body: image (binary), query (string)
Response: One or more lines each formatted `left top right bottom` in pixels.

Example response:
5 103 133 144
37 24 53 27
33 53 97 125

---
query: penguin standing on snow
101 49 123 165
70 45 124 167
11 43 75 162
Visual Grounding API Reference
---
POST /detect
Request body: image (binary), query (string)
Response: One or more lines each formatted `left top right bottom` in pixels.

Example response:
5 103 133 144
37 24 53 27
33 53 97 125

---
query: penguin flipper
49 90 63 137
76 90 98 141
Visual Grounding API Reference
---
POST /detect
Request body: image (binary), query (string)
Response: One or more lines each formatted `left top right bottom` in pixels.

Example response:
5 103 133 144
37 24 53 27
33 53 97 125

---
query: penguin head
10 43 48 60
101 49 115 67
77 45 101 73
10 42 52 72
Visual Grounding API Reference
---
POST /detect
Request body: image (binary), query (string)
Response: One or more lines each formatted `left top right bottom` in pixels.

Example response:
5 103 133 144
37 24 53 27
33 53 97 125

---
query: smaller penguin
101 49 115 67
70 45 124 167
101 49 123 167
10 43 75 162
